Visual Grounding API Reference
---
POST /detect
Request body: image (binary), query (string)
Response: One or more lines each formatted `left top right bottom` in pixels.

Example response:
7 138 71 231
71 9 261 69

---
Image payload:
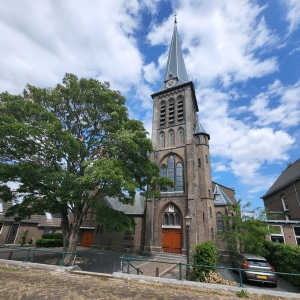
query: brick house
261 159 300 246
90 20 236 255
0 199 61 245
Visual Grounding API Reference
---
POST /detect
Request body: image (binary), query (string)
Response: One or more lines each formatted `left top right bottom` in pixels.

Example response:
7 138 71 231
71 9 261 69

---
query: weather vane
174 11 177 23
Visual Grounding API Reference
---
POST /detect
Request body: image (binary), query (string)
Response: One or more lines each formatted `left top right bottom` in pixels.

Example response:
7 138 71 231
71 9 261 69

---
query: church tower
144 19 216 255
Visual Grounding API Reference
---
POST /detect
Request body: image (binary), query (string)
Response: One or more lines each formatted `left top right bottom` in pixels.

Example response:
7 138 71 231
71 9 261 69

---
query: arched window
161 164 167 191
169 214 174 225
175 214 180 225
168 156 175 191
169 99 174 123
178 128 184 143
160 101 166 126
164 214 169 225
216 213 224 232
178 97 184 121
160 132 165 147
176 163 183 191
196 136 200 144
203 136 206 144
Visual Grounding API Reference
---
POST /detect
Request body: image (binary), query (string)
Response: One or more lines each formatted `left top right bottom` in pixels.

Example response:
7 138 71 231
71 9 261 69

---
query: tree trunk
63 220 81 266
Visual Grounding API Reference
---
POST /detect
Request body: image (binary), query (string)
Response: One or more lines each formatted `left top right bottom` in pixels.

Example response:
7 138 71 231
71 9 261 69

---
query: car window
247 260 269 267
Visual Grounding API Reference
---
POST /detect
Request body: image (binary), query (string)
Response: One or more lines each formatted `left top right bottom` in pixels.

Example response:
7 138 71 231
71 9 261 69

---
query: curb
112 272 300 300
0 259 80 273
70 270 113 278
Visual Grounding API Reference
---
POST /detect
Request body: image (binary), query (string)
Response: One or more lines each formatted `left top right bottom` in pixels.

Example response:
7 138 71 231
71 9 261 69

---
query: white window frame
293 226 300 246
0 222 3 234
282 198 289 211
0 203 3 213
268 225 285 244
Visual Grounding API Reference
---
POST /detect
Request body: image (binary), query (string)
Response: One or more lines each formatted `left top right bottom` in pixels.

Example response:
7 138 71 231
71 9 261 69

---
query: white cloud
249 79 300 128
212 163 229 172
285 0 300 34
0 0 147 95
143 62 161 84
147 0 278 87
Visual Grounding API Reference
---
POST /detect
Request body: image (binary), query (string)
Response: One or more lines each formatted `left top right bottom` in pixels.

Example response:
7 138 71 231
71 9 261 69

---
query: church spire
157 19 189 93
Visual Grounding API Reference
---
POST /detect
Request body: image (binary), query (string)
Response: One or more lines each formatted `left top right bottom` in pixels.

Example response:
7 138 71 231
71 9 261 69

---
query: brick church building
89 20 237 255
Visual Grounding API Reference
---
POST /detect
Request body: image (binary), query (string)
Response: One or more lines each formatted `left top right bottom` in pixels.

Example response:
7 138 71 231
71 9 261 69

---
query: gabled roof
213 184 233 206
261 158 300 198
104 193 146 215
156 22 189 93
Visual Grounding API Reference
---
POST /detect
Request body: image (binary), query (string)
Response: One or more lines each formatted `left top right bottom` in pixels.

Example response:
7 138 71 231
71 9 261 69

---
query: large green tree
217 200 276 254
0 73 172 262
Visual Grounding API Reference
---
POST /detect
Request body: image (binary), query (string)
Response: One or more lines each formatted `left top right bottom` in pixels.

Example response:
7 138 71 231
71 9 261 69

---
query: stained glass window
217 213 223 232
164 214 169 225
169 214 174 225
176 163 183 191
175 214 180 225
168 156 175 191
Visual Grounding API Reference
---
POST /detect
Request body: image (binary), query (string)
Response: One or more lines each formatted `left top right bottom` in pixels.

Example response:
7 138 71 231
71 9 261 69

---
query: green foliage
0 73 173 252
236 289 249 298
217 200 276 254
260 240 300 290
18 230 28 246
41 233 63 240
192 241 219 279
35 239 63 248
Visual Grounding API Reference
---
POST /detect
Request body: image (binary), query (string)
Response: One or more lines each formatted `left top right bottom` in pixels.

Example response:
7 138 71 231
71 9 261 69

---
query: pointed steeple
157 20 189 92
194 117 210 139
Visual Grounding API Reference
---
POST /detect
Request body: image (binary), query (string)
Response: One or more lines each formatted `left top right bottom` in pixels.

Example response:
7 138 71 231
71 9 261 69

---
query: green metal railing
0 246 77 266
120 255 300 287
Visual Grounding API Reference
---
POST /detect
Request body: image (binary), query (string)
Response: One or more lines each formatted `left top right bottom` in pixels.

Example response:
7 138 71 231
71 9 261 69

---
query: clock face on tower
166 79 176 88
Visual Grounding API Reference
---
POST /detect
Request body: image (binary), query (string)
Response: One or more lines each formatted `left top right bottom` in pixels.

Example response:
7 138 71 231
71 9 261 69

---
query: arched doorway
162 204 181 254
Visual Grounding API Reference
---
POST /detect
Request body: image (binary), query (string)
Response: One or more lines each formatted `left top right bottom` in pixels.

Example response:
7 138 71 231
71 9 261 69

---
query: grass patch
237 289 249 298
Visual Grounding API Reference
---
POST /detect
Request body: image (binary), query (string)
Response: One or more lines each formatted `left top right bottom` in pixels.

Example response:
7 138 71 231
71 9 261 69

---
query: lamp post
184 214 192 280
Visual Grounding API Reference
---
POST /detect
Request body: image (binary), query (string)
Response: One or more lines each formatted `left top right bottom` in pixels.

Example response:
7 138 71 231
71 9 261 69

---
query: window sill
162 225 181 229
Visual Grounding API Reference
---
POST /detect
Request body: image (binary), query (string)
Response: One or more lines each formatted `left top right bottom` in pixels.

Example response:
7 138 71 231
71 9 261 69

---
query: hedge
41 233 63 240
35 239 63 248
192 241 219 280
260 240 300 290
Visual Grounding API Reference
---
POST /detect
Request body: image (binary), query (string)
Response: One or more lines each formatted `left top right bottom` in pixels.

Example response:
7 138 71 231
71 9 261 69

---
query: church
88 20 237 256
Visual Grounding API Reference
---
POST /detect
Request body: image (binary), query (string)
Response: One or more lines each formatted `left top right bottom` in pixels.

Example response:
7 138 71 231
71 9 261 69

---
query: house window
196 136 200 144
164 214 169 225
294 227 300 246
160 101 166 125
203 136 206 144
216 213 223 232
0 203 3 213
205 155 208 163
282 198 289 211
46 213 52 220
43 227 51 234
177 97 184 121
52 228 57 233
269 225 285 244
0 222 3 234
169 99 174 123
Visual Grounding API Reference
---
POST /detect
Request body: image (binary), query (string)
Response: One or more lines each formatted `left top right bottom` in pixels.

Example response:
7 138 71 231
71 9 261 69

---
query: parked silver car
232 254 277 287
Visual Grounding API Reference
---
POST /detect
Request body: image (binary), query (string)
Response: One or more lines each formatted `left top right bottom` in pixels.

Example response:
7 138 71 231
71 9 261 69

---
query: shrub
260 240 300 290
192 241 219 280
41 233 63 240
35 239 63 248
18 230 28 246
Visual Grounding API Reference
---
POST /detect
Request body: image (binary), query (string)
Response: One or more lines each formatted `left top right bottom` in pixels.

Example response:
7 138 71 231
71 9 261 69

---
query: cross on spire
174 11 177 23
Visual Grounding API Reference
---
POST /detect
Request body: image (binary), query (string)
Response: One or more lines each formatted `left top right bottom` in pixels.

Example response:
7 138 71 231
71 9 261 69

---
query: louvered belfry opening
169 99 174 124
177 97 184 121
160 101 166 126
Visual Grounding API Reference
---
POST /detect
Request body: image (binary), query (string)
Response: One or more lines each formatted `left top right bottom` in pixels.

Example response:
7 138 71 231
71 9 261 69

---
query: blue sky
1 0 300 210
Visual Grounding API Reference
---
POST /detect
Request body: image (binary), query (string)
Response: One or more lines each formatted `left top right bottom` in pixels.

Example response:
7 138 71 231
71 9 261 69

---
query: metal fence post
24 248 31 263
179 263 182 280
121 255 124 272
60 251 66 267
137 268 140 275
127 258 130 274
238 268 244 287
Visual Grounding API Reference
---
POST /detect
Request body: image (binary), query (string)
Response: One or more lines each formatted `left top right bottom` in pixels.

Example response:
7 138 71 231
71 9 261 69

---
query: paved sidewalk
0 268 252 300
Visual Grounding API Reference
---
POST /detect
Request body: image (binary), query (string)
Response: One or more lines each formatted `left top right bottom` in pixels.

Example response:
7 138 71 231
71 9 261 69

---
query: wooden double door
81 231 93 247
162 228 181 254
